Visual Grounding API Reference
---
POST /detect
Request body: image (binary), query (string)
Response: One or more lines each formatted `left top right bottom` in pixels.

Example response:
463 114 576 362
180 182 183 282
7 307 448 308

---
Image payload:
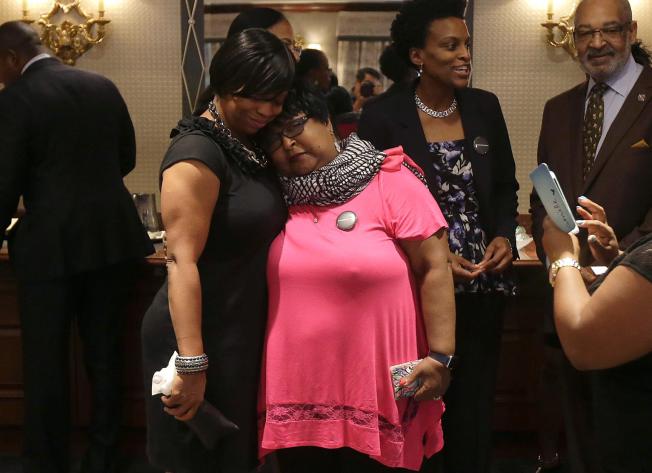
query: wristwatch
428 351 457 371
549 257 581 287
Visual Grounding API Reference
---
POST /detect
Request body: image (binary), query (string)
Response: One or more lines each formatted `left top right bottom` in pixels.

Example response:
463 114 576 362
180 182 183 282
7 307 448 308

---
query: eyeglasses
259 116 309 153
574 22 631 44
281 38 303 57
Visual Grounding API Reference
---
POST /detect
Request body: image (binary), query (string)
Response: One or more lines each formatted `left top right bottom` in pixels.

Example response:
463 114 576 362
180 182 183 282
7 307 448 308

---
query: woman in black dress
357 1 519 471
141 29 294 473
542 196 652 472
193 7 301 117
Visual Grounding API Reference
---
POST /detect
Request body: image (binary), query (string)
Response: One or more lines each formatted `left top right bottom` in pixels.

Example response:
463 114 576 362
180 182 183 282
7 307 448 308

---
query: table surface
1 241 543 267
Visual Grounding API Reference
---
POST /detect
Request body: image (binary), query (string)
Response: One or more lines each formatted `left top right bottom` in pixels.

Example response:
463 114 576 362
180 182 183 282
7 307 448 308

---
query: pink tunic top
259 147 448 470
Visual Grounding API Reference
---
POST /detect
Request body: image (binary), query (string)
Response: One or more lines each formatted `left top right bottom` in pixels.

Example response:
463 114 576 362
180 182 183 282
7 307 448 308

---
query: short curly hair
274 81 330 125
391 0 467 69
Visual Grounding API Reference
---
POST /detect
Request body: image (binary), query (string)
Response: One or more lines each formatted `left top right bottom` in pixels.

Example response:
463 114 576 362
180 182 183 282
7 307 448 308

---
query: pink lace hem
262 403 419 444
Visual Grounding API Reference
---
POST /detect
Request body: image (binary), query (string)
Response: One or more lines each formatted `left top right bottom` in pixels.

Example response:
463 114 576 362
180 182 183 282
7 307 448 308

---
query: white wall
0 0 183 196
285 11 339 67
205 11 340 71
206 1 651 213
4 0 650 209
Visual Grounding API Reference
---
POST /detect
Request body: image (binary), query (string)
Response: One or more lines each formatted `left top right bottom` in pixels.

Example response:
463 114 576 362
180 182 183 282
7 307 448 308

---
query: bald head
0 21 45 86
575 0 633 26
0 21 42 54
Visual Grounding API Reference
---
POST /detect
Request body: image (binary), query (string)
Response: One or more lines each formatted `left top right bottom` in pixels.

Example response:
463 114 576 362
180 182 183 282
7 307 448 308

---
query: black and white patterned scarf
279 133 426 206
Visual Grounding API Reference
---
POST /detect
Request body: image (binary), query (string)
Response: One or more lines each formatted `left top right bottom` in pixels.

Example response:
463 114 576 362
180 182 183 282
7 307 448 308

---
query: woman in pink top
257 83 456 472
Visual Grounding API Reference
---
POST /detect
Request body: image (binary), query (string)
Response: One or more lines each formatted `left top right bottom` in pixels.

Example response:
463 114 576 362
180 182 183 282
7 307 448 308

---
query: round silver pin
638 94 647 103
336 211 357 231
473 136 490 155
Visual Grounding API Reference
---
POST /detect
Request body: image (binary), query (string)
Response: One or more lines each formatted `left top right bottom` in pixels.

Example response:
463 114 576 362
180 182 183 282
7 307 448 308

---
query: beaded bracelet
175 353 209 374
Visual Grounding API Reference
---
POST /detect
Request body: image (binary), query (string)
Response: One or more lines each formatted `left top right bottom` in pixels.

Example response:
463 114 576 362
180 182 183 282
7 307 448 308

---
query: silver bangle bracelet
175 353 209 374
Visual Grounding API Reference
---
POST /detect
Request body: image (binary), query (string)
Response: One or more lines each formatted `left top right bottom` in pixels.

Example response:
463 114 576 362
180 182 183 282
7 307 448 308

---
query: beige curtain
334 11 395 91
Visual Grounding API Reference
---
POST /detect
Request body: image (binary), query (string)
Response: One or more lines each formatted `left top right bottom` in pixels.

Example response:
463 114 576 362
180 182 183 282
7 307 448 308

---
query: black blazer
0 58 153 281
358 84 520 255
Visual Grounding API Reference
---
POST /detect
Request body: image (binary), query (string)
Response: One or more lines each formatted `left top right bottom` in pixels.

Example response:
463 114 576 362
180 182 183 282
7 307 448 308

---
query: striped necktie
582 82 609 180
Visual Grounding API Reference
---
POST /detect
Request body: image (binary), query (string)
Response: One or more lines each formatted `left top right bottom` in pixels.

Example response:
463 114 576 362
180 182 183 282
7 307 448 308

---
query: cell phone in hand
390 359 422 400
530 163 579 234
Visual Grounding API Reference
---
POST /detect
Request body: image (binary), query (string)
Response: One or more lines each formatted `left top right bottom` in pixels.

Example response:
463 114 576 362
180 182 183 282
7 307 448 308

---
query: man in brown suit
532 0 652 263
530 0 652 471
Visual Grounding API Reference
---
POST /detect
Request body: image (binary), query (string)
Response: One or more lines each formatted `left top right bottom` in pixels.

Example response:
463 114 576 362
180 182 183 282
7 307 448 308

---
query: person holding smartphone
542 196 652 472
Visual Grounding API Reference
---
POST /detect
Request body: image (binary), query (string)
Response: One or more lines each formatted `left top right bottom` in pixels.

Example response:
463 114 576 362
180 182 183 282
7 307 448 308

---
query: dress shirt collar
587 54 643 99
21 53 52 75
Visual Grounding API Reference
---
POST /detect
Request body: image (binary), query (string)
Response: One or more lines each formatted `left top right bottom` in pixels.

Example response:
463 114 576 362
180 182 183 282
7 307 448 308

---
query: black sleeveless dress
141 118 287 473
589 233 652 473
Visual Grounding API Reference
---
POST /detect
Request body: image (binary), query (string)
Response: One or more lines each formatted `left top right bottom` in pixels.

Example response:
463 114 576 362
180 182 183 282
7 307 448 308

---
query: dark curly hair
379 44 412 83
632 41 652 66
257 81 330 150
296 49 328 81
391 0 467 69
274 81 330 126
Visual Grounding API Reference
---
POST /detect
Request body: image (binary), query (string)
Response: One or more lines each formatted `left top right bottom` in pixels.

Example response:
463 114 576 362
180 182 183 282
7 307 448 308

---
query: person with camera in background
352 67 384 112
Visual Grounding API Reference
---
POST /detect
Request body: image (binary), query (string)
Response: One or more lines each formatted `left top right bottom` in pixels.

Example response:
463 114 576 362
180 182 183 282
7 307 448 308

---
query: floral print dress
427 139 516 295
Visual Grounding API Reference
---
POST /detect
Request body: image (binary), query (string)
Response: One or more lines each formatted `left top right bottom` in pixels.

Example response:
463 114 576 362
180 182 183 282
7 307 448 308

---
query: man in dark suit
530 0 652 470
0 21 153 473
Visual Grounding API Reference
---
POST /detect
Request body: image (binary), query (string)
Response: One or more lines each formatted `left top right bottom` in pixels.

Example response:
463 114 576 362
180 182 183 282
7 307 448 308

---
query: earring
417 64 423 77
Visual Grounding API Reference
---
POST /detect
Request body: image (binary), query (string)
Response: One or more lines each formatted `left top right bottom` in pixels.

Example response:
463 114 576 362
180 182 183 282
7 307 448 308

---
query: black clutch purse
186 401 239 449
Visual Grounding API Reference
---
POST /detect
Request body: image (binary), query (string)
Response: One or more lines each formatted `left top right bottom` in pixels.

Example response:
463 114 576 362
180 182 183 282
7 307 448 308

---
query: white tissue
591 266 608 275
151 351 178 396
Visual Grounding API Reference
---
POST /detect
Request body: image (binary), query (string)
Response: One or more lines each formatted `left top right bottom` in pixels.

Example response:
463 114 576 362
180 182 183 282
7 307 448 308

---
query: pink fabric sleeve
378 147 448 240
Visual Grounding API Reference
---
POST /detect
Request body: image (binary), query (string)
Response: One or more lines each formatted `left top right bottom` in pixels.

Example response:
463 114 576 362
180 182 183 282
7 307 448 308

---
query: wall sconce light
21 1 110 65
541 0 578 58
289 34 305 52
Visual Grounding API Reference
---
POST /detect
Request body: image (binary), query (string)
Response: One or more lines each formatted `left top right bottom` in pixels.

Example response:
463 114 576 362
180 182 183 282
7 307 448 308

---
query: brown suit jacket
531 65 652 265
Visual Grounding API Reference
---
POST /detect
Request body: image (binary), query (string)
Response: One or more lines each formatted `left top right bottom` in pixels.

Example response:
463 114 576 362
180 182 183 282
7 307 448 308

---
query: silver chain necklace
414 93 458 118
207 99 267 168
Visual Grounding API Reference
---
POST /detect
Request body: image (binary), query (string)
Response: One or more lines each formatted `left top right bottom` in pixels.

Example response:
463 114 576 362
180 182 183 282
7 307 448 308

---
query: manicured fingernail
576 220 585 226
399 379 407 386
578 196 587 201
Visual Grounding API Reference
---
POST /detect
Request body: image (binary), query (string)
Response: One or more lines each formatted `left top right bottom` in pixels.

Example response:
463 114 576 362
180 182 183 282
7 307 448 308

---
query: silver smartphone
530 163 579 234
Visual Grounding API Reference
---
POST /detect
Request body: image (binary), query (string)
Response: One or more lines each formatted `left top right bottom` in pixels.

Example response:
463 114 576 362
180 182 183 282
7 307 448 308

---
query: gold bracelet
549 257 581 287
